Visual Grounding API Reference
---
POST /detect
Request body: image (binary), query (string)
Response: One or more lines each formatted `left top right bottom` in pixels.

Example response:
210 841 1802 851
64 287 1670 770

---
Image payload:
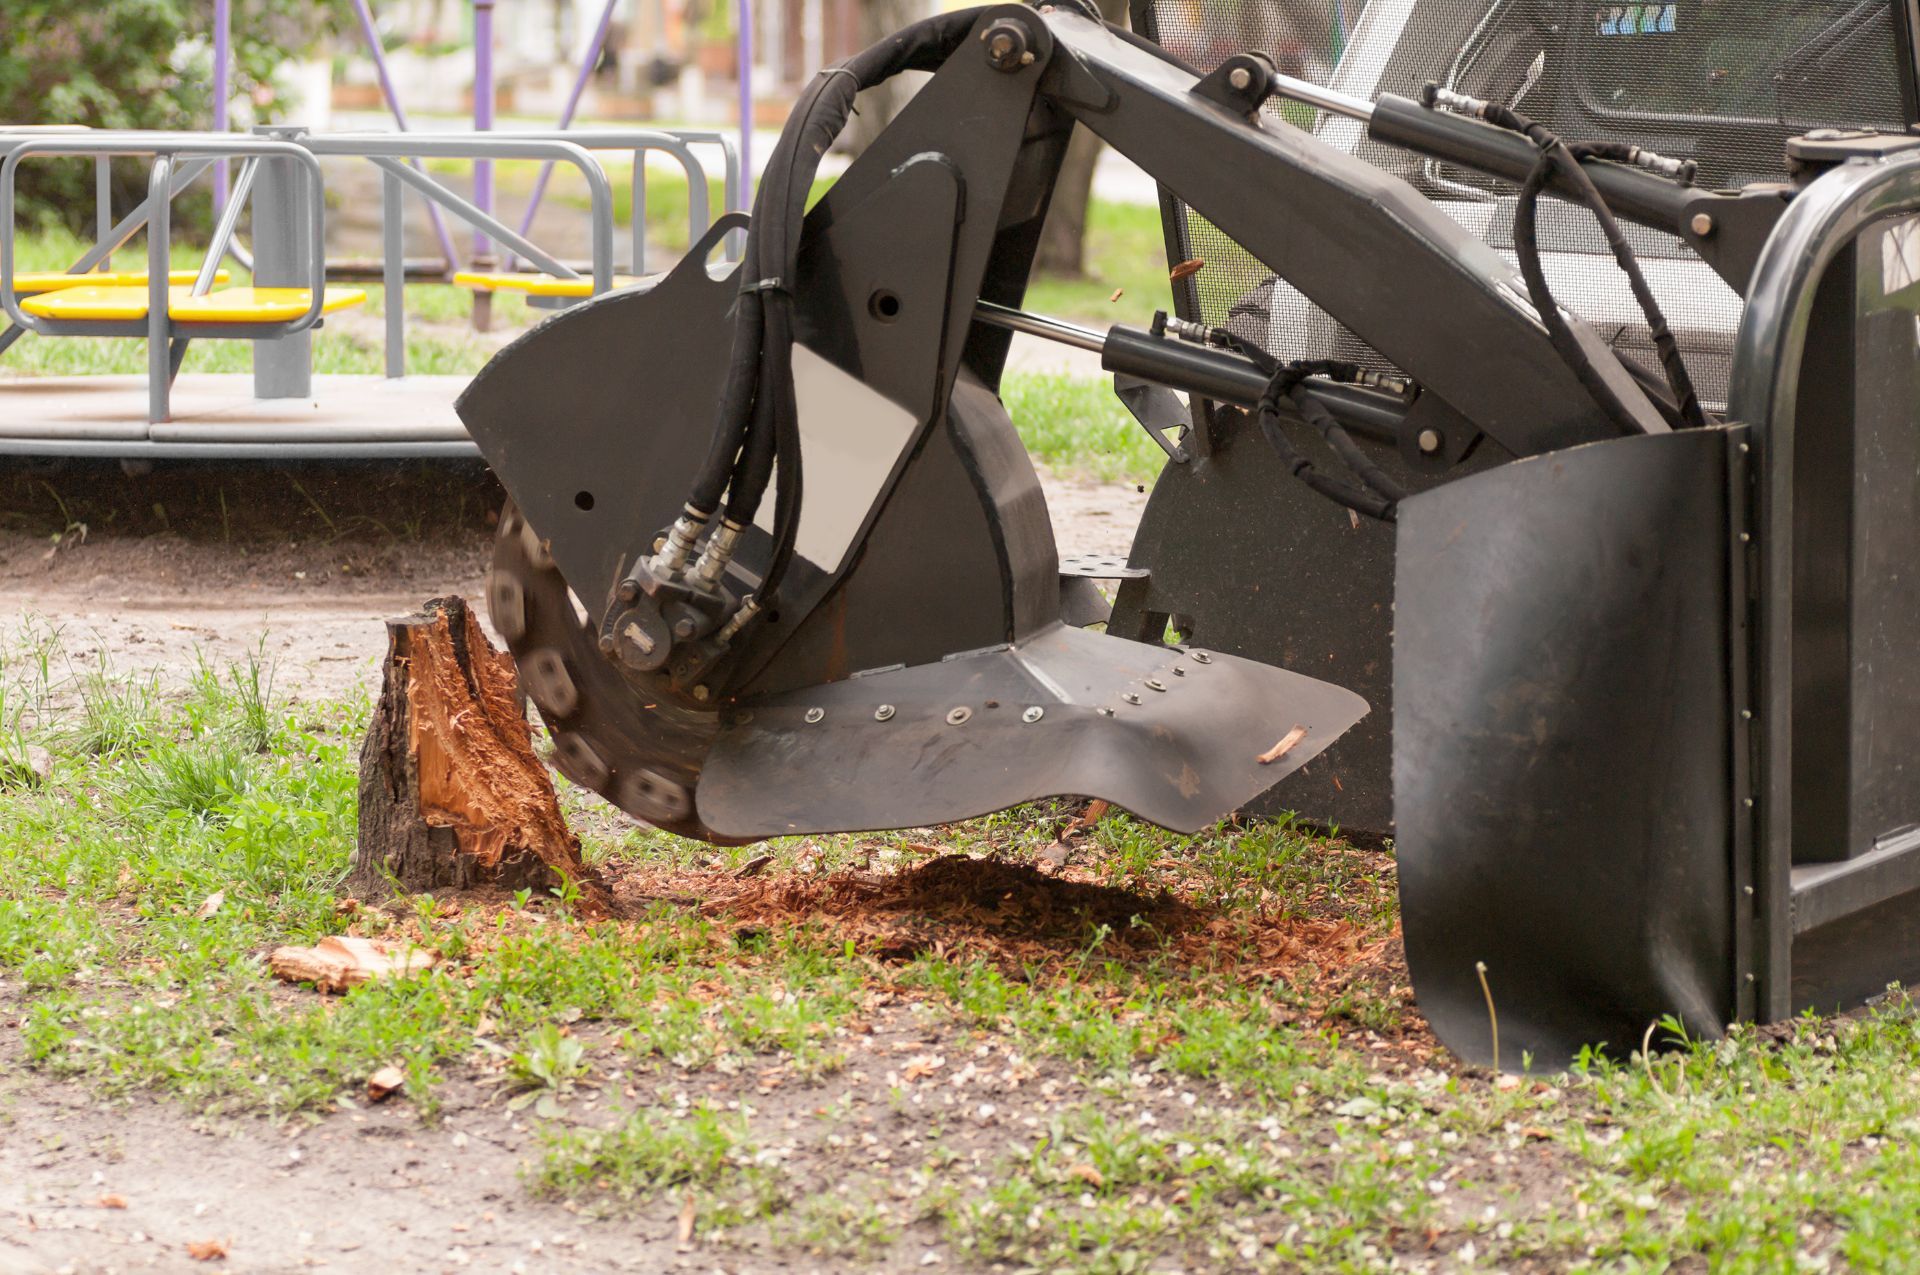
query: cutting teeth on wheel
487 571 527 643
519 520 555 571
523 648 580 718
552 731 611 790
621 767 693 823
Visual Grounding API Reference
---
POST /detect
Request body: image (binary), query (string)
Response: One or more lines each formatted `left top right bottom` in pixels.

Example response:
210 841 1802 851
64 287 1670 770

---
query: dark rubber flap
698 622 1367 838
1394 428 1738 1069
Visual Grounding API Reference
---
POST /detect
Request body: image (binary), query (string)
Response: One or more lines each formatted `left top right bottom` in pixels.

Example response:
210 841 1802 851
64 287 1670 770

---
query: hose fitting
650 506 712 581
687 519 747 593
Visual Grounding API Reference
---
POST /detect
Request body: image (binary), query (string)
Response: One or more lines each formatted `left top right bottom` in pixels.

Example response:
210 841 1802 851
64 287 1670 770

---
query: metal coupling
712 594 761 646
1423 84 1490 119
687 518 746 593
981 17 1034 72
1624 145 1696 183
649 507 710 580
1353 369 1415 395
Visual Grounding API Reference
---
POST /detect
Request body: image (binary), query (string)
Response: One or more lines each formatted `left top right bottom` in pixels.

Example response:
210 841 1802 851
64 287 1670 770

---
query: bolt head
946 706 973 725
1690 212 1715 237
874 704 896 722
804 706 825 724
1228 66 1251 90
1022 706 1045 723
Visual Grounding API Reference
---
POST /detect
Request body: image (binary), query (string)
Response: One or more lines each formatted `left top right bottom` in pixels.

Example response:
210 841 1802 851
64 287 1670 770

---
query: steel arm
1031 9 1667 455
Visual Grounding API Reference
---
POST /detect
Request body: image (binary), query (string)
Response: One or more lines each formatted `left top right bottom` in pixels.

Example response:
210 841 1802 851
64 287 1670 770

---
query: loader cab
1137 0 1920 410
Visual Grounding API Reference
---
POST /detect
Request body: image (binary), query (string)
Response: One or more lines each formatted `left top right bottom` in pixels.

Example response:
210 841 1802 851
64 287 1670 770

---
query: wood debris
1257 725 1309 766
269 935 438 994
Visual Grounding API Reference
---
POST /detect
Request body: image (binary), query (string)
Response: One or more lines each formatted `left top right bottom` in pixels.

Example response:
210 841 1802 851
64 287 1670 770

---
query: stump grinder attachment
462 0 1920 1066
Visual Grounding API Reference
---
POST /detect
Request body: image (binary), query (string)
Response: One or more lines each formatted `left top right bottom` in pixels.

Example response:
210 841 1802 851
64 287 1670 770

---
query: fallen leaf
902 1056 945 1082
735 854 776 879
366 1066 406 1103
194 891 225 920
1066 1163 1105 1188
268 935 438 994
186 1238 229 1261
1257 726 1309 766
98 1194 127 1209
335 898 361 916
1170 258 1206 281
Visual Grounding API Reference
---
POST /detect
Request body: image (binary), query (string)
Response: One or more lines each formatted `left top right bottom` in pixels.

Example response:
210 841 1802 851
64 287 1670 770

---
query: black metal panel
1110 414 1408 833
1394 428 1737 1068
700 621 1367 839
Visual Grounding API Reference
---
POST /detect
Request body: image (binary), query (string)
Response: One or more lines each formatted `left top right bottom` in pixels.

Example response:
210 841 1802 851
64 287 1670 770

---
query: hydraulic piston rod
973 300 1409 440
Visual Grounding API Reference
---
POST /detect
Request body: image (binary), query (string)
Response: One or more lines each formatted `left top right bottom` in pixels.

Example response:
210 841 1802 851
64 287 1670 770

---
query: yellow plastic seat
11 269 228 295
20 285 366 324
453 269 643 298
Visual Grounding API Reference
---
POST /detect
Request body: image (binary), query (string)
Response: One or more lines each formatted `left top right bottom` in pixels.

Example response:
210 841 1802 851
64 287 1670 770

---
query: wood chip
1108 287 1125 303
97 1194 127 1209
1066 1163 1105 1188
268 935 438 994
1170 258 1206 281
1256 725 1309 766
186 1238 229 1261
734 854 776 879
676 1193 697 1248
365 1065 406 1102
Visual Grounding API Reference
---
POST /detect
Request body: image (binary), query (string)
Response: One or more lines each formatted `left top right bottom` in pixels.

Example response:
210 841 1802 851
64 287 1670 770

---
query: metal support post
384 168 406 378
147 157 174 423
472 0 498 331
251 124 314 399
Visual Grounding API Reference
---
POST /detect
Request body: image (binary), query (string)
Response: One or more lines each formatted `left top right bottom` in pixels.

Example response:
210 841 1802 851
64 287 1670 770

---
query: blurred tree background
0 0 346 230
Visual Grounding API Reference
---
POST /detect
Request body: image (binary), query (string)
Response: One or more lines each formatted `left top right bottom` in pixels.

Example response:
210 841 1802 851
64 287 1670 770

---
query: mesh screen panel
1135 0 1911 409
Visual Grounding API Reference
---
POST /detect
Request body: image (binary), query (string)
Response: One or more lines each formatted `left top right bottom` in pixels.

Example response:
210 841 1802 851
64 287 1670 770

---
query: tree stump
350 595 610 912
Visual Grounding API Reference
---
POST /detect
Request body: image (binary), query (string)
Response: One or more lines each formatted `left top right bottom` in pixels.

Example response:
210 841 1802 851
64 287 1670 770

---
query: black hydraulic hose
1477 102 1708 434
1214 331 1403 522
689 7 981 601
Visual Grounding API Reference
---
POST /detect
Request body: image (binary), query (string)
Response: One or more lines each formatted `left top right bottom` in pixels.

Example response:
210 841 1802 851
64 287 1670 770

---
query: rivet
1122 692 1141 705
1191 651 1212 664
1417 428 1443 454
804 707 825 723
1742 709 1753 720
1745 972 1756 982
1690 212 1715 237
1739 443 1750 454
1172 666 1186 676
1744 885 1755 896
1098 707 1115 717
874 704 896 722
1022 706 1045 723
947 706 973 725
1228 66 1251 90
1146 679 1167 692
1739 532 1751 543
692 684 711 702
1744 797 1755 807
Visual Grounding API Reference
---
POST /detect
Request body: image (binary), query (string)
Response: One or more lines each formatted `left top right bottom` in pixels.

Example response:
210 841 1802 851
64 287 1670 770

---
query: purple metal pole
737 0 752 205
347 0 460 268
213 0 231 211
510 0 619 247
472 0 496 258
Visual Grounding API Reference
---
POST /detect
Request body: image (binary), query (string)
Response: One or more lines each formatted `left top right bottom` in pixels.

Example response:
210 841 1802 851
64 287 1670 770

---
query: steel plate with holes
697 621 1367 838
1059 554 1150 580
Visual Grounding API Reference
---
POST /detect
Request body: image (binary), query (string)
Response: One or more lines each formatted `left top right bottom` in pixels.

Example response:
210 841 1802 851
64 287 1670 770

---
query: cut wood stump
349 595 609 912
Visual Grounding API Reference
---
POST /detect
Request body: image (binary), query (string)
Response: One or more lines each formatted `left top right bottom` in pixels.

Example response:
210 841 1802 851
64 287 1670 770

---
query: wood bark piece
349 595 609 912
268 936 437 994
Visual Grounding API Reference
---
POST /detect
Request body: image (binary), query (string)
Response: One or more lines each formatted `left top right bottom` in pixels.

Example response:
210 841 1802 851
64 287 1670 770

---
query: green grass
7 631 1920 1267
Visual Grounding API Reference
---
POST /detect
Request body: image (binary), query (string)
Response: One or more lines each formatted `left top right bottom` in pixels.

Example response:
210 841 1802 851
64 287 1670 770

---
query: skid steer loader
459 0 1920 1068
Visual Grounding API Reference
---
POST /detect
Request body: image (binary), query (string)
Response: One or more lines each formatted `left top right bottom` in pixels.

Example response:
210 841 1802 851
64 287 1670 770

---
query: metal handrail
0 135 329 335
306 134 617 294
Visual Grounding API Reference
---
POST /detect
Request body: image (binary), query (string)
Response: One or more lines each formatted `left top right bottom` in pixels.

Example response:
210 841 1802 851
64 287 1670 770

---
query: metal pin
947 706 973 725
804 707 825 723
874 704 896 722
1191 651 1213 664
1172 666 1186 676
1122 692 1141 705
1145 679 1167 692
1022 706 1045 723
